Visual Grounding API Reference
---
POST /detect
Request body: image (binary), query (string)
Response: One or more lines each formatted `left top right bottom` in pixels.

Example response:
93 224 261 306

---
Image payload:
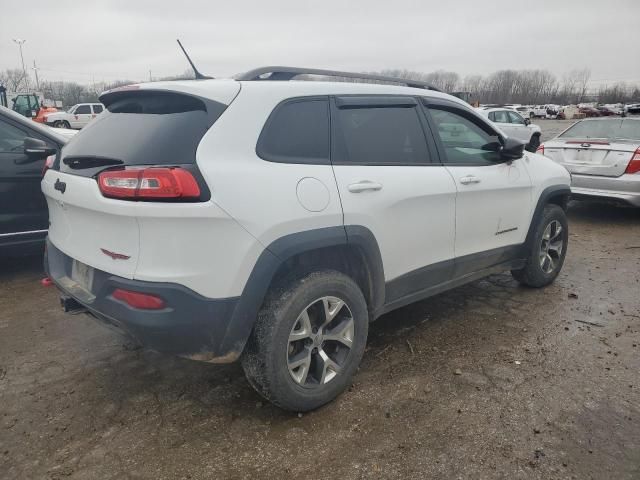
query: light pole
12 38 29 89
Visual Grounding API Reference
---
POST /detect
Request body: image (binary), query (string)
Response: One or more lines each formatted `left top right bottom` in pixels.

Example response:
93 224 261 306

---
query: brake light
98 167 200 200
112 288 165 310
625 148 640 174
42 155 55 176
536 144 544 155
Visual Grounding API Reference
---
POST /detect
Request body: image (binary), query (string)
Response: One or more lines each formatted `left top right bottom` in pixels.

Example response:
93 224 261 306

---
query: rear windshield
559 119 640 141
58 91 226 176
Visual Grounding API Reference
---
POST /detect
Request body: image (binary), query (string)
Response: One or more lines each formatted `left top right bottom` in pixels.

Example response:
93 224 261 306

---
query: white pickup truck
43 103 104 129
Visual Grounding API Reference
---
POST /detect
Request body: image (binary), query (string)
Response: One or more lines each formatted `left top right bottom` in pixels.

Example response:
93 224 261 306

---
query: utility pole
149 70 152 82
12 38 29 89
32 60 40 90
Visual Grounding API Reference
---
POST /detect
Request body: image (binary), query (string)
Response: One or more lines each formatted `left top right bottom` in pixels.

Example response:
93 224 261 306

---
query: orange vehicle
0 88 59 122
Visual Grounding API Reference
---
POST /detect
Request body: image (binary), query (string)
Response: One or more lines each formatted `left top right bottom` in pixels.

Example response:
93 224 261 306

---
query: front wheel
54 120 70 129
512 204 568 287
241 270 369 411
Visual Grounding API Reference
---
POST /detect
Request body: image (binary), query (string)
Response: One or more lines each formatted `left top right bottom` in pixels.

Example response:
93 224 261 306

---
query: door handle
459 175 481 185
347 181 383 193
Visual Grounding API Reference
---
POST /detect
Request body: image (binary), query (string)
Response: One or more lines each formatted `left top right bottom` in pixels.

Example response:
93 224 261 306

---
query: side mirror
16 137 57 164
500 137 526 161
524 118 531 126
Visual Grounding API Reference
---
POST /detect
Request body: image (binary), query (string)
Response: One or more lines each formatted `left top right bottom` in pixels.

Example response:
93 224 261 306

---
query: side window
333 105 430 165
428 107 502 165
75 105 91 114
93 104 104 114
257 98 329 164
0 119 28 153
507 111 525 125
492 110 510 123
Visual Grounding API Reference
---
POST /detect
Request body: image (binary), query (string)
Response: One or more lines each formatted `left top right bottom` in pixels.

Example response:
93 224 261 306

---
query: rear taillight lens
98 167 200 200
112 288 165 310
625 148 640 174
536 144 544 155
42 155 55 176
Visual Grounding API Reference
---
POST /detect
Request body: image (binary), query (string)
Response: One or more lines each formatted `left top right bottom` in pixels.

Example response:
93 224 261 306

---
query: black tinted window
59 92 226 177
429 107 502 164
334 106 429 165
93 104 103 113
76 105 91 114
258 99 329 164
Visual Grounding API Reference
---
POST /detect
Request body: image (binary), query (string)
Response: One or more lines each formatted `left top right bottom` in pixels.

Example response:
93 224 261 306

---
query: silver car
540 118 640 206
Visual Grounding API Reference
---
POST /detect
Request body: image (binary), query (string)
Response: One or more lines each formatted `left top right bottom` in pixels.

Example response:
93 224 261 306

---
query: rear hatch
42 81 239 278
544 119 640 177
544 140 636 177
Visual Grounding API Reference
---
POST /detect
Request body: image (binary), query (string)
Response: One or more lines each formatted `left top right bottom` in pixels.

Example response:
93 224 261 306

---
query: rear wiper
63 156 124 169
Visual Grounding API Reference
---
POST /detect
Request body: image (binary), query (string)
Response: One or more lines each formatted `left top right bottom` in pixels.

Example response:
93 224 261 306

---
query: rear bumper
45 239 243 363
571 173 640 207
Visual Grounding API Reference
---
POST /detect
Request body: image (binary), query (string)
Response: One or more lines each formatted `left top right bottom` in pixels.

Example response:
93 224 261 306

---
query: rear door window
332 98 431 165
257 97 329 164
92 104 104 114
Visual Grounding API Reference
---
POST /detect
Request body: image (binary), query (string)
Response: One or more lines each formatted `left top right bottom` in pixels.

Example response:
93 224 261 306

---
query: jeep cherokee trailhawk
43 67 571 411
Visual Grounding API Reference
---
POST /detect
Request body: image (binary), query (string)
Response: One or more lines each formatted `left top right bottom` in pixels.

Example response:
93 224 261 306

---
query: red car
579 106 602 117
597 106 618 116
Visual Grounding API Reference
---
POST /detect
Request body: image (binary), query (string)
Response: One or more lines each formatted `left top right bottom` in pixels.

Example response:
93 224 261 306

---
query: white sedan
43 103 104 130
476 107 542 152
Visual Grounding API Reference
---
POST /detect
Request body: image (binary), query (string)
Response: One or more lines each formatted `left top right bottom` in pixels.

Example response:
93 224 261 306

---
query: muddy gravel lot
1 120 639 479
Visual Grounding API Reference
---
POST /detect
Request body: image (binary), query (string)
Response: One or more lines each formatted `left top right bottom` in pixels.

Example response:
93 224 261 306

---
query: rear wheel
512 204 568 287
526 133 541 153
241 270 368 411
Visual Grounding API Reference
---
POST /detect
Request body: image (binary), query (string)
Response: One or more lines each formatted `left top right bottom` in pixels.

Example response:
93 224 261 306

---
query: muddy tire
512 204 568 287
526 133 541 153
241 270 368 412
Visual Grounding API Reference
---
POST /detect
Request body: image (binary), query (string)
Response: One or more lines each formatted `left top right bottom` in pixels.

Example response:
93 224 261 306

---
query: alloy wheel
539 220 564 274
287 296 354 387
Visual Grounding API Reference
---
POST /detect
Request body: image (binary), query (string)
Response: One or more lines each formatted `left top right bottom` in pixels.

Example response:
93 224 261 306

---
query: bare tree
0 68 29 92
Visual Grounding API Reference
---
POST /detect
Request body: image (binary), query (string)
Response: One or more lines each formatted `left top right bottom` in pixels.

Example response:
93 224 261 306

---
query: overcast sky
1 0 638 87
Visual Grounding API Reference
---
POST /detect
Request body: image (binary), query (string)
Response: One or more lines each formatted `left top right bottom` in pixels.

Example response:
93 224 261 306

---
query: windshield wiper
63 156 124 169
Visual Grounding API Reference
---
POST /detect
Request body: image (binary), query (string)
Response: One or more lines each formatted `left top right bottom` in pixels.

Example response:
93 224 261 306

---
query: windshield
559 119 640 141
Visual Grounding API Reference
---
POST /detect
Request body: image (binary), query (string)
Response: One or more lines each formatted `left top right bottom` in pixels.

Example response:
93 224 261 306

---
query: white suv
42 67 571 411
476 107 542 152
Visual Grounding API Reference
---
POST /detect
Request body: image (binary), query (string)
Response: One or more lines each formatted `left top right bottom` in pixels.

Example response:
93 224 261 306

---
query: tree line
1 66 638 108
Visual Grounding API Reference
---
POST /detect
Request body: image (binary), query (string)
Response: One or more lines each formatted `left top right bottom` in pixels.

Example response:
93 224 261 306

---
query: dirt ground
1 120 639 479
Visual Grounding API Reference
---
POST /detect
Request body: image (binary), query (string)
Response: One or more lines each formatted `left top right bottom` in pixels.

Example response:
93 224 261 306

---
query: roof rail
236 66 441 92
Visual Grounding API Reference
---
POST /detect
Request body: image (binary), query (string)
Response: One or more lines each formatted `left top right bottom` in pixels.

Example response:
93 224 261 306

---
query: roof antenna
176 39 212 80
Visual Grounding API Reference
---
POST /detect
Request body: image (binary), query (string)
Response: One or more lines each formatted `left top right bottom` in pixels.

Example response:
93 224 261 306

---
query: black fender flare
218 225 385 357
523 185 571 250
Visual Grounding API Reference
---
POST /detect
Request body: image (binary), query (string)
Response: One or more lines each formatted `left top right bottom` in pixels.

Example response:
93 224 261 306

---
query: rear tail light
625 148 640 174
112 288 165 310
536 144 544 155
42 155 55 176
98 167 200 200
